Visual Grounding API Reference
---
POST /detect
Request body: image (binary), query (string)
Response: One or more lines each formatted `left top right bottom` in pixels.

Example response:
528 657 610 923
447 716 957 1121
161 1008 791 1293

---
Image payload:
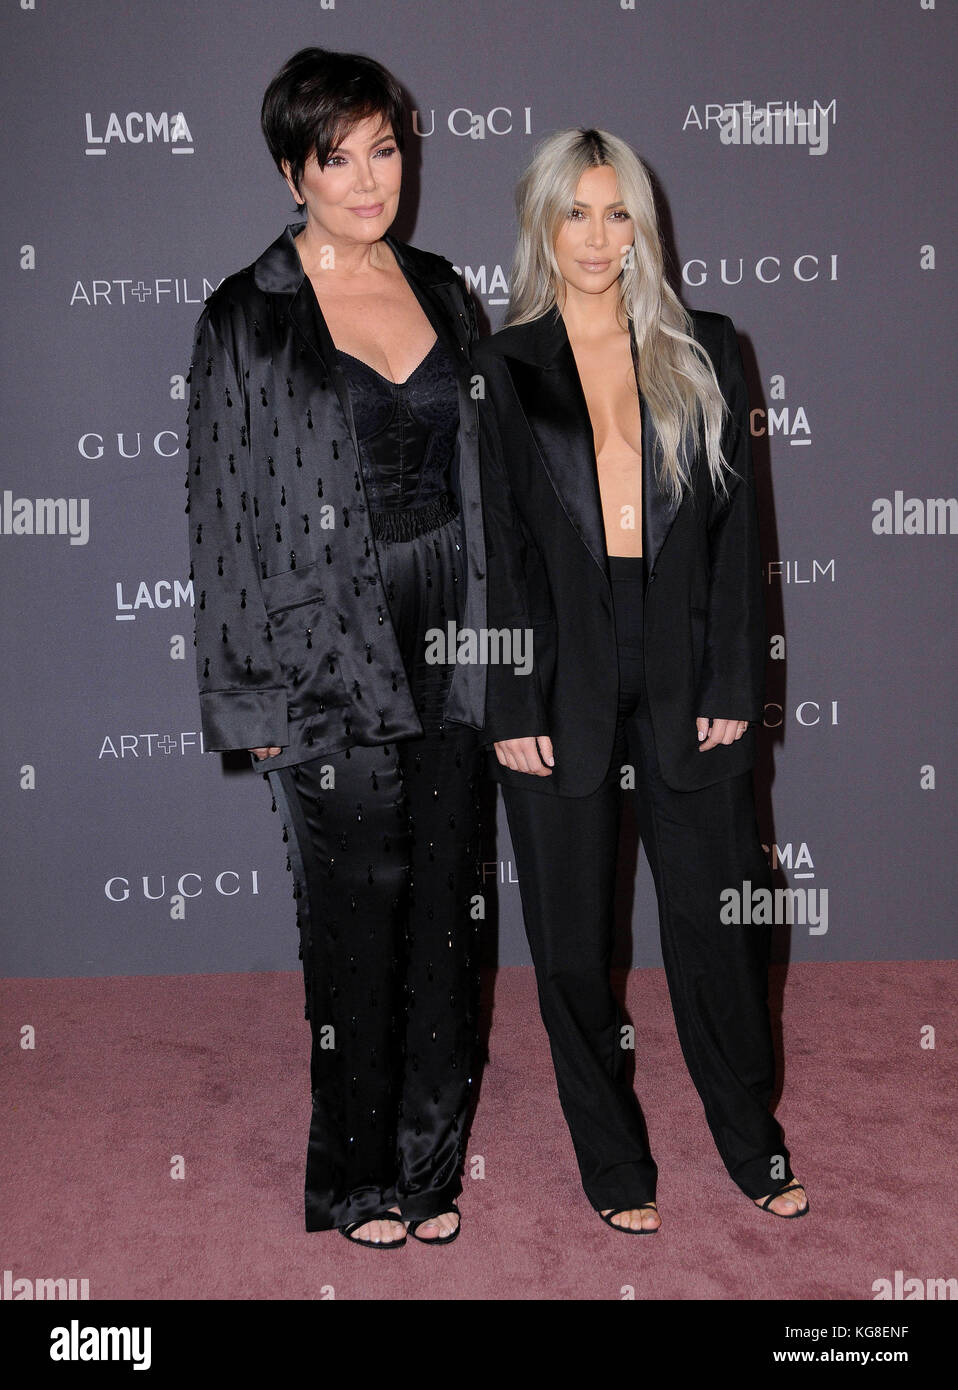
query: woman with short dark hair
186 47 487 1248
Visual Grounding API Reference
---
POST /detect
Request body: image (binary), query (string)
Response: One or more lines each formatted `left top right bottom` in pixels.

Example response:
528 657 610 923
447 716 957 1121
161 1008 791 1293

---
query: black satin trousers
501 555 792 1210
266 505 482 1231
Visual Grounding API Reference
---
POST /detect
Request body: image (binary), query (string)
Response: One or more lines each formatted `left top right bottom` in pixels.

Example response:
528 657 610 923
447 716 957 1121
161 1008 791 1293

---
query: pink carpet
2 963 954 1301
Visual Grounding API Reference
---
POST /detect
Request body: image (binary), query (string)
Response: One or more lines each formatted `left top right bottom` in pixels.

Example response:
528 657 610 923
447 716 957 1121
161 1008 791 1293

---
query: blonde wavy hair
507 128 731 501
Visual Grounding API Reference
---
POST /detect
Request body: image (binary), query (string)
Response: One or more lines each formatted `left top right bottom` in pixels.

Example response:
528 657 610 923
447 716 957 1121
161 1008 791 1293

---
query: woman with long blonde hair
476 128 808 1232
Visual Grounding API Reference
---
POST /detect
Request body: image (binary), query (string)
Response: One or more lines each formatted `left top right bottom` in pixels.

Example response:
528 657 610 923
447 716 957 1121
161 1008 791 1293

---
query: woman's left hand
696 717 749 751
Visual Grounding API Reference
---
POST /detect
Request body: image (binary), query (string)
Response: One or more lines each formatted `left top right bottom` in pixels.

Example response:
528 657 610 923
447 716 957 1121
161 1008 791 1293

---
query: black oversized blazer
475 306 766 797
185 222 487 771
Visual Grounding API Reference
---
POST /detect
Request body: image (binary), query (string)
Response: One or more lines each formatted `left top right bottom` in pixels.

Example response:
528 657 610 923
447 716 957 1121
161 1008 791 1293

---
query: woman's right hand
493 736 554 776
249 746 282 760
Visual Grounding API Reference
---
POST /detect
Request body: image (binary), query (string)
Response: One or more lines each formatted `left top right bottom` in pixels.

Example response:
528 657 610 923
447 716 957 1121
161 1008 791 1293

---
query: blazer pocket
261 563 350 721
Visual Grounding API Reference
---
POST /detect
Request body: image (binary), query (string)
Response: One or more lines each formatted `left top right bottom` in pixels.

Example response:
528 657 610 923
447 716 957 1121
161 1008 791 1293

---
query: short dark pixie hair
261 47 405 196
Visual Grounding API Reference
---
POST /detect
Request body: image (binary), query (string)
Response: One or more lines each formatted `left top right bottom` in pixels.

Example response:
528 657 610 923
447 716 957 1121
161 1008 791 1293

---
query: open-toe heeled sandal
599 1203 660 1234
340 1210 408 1248
755 1181 809 1219
406 1203 461 1245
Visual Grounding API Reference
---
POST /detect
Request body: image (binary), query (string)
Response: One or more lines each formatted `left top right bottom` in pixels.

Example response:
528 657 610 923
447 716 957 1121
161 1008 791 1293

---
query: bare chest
570 332 644 556
310 271 437 383
572 335 642 464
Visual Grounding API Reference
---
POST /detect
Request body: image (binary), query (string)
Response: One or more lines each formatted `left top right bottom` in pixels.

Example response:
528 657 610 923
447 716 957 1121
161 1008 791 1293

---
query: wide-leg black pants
266 504 481 1231
501 555 792 1210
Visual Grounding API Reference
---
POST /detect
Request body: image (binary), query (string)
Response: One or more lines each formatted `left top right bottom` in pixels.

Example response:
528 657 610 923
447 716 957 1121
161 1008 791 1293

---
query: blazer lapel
286 278 363 476
503 308 684 581
505 340 610 581
384 234 473 385
631 327 683 577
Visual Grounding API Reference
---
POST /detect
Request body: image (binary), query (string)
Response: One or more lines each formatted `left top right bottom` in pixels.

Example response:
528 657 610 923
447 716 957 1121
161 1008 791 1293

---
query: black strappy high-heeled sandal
340 1210 408 1249
755 1181 809 1219
599 1203 660 1234
406 1203 461 1245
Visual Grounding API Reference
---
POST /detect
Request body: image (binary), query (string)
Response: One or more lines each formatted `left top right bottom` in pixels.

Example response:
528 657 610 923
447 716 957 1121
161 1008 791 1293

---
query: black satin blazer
475 306 766 796
185 223 487 771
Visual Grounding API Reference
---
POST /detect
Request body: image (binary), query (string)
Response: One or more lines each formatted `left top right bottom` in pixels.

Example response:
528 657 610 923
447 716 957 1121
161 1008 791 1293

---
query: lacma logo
452 263 510 307
84 111 194 155
115 578 193 621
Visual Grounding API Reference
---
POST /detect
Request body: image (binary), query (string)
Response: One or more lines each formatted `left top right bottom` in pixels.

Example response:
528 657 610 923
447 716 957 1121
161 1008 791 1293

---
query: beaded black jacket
185 223 486 771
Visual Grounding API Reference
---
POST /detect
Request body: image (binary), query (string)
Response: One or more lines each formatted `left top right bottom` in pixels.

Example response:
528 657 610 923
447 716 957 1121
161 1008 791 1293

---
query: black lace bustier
336 336 460 511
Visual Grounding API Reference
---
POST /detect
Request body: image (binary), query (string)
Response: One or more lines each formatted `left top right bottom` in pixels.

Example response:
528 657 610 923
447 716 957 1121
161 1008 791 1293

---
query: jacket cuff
694 680 764 724
199 688 289 752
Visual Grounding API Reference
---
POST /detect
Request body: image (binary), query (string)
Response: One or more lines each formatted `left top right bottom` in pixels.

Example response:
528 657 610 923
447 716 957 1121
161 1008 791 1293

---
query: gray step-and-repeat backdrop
2 1 955 978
